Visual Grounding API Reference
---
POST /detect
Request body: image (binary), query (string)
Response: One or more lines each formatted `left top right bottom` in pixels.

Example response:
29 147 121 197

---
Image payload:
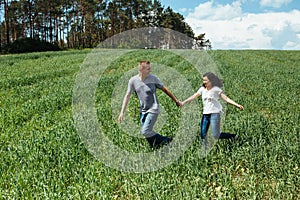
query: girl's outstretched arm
220 93 244 110
182 92 201 106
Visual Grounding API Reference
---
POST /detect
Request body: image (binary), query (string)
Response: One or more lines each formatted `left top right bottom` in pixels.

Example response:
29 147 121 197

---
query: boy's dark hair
139 60 150 64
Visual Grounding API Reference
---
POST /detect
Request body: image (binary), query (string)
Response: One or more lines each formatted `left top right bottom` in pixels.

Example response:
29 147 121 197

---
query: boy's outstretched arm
161 86 182 107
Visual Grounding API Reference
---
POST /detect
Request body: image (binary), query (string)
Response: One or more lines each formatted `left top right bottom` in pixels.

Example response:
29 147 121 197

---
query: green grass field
0 49 299 199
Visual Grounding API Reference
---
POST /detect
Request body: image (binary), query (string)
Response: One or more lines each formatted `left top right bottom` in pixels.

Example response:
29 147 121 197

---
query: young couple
118 61 244 148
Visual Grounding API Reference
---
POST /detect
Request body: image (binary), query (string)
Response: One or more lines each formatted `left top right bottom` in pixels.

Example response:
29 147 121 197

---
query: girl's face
202 76 211 88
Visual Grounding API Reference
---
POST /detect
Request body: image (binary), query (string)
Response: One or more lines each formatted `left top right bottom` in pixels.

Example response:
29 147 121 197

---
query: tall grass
0 49 299 199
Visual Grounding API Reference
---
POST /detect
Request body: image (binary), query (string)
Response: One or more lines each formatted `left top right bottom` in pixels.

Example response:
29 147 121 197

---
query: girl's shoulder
212 86 222 91
197 86 205 93
212 86 223 95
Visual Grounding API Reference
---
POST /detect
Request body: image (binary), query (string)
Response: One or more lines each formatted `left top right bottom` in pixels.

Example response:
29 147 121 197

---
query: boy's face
139 63 151 76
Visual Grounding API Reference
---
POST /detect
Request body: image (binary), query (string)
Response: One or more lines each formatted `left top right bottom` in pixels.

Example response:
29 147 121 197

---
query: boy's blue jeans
140 112 158 138
140 112 170 147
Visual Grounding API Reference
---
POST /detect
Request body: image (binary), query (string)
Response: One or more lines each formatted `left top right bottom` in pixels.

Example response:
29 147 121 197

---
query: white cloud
260 0 293 8
189 1 243 20
186 1 300 49
263 20 300 49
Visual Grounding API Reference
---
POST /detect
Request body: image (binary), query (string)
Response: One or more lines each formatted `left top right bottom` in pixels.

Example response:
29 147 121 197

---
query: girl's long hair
203 72 223 87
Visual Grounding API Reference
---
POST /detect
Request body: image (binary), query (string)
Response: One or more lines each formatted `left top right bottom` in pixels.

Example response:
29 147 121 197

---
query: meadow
0 49 299 199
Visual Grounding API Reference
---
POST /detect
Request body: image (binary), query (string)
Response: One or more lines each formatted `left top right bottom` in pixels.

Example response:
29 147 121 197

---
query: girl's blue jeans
200 113 221 139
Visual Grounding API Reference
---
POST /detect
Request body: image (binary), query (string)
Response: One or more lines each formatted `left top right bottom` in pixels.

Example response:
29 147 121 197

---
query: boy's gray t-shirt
126 74 163 114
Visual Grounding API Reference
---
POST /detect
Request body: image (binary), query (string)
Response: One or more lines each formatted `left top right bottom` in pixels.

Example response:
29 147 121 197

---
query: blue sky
159 0 300 49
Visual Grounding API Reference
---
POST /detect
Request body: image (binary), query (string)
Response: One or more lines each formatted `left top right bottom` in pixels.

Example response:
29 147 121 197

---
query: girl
182 72 244 140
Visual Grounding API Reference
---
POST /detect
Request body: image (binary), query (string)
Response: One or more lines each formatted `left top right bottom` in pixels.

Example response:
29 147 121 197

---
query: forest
0 0 211 51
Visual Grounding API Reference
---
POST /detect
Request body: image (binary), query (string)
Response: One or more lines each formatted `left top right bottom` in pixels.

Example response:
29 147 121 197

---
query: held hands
175 100 185 107
175 100 183 107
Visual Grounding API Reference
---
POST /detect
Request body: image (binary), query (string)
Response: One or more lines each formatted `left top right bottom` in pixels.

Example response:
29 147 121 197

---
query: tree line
0 0 211 51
